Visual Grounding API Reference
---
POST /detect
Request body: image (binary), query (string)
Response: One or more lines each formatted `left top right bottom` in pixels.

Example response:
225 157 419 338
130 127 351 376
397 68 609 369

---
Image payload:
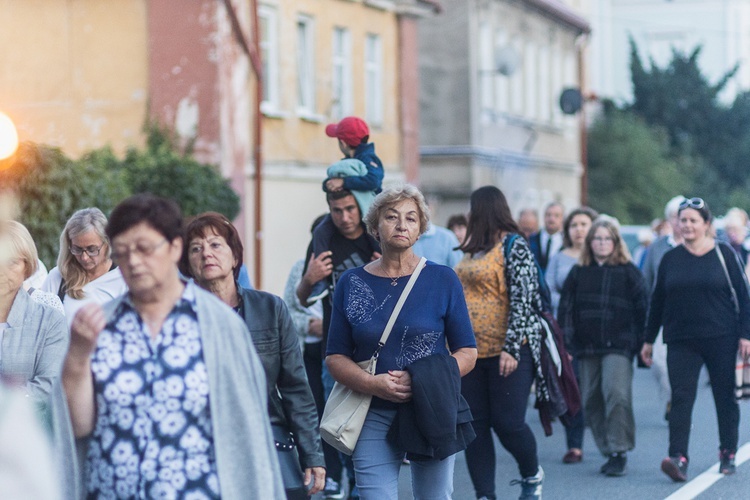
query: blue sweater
327 261 476 408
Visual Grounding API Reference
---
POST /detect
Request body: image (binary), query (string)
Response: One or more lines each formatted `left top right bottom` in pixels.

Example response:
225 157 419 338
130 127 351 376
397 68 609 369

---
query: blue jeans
353 407 456 500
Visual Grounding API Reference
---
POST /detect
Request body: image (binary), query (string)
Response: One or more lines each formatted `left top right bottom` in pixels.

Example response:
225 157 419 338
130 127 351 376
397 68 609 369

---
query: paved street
393 366 750 499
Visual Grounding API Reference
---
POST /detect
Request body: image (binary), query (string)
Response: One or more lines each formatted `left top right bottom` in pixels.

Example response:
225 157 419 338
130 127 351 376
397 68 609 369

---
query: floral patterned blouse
85 283 220 499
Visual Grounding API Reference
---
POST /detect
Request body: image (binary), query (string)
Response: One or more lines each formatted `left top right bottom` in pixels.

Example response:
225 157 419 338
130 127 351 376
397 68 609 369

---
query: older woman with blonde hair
326 184 477 500
558 218 648 477
41 208 126 322
0 220 67 402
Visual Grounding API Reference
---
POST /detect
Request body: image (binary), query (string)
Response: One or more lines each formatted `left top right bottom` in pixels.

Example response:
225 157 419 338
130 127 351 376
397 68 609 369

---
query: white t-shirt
40 267 128 325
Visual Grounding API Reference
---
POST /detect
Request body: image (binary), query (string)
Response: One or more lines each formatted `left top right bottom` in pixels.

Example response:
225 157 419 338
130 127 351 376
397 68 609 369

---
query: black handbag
271 425 305 495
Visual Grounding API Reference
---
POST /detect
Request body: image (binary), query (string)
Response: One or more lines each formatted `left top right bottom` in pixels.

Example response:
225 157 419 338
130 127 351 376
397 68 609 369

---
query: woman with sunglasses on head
641 197 750 482
558 217 647 477
41 208 127 323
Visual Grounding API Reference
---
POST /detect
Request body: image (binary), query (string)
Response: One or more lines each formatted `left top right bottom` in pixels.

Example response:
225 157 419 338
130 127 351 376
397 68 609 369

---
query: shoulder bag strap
371 256 428 361
715 243 740 315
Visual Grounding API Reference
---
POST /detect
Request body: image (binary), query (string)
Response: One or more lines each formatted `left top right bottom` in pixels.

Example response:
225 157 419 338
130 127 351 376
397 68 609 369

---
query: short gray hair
364 184 430 238
665 195 687 219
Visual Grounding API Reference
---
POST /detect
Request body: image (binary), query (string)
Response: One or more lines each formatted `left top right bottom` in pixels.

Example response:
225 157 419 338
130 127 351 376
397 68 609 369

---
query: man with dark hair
296 189 380 499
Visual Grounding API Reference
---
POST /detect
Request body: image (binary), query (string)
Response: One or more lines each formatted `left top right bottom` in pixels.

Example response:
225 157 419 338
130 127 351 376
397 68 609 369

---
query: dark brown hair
181 212 244 281
562 207 599 248
459 186 519 256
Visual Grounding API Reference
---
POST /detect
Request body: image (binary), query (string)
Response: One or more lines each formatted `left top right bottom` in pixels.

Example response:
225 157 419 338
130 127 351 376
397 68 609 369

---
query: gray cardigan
2 288 68 401
53 282 285 499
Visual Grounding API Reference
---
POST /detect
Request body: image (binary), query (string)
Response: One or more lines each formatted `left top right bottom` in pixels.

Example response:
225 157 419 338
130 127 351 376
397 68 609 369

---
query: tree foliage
587 105 689 224
0 125 240 266
588 39 750 219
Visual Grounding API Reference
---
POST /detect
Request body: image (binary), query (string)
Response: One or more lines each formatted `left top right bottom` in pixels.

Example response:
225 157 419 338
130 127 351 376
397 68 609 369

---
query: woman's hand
640 342 653 367
740 338 750 360
68 303 106 363
499 351 518 377
372 370 412 403
304 466 326 495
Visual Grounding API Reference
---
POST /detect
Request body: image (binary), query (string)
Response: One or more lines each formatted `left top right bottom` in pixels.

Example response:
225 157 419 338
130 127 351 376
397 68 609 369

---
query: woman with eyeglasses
558 218 647 477
41 208 127 323
641 197 750 482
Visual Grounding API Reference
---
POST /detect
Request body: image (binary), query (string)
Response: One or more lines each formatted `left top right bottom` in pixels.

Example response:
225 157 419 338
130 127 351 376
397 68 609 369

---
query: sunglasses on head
678 197 705 210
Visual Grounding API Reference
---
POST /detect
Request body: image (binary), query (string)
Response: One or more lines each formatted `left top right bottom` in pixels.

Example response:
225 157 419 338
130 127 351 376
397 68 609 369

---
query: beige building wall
0 0 148 156
252 0 403 294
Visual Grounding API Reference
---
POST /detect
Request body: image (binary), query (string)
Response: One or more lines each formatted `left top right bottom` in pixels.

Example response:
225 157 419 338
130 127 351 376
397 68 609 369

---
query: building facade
582 0 750 104
418 0 590 222
1 0 435 294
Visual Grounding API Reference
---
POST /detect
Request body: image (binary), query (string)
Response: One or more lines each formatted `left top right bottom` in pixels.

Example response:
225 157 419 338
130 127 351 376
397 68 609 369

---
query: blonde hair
581 218 632 266
364 184 430 238
57 208 111 299
0 220 39 280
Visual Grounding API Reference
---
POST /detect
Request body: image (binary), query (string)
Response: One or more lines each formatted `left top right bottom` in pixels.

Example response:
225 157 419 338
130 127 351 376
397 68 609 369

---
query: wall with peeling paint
0 0 148 156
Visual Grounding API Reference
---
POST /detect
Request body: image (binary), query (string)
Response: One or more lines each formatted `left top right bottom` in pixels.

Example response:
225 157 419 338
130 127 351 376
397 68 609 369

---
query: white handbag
319 257 426 455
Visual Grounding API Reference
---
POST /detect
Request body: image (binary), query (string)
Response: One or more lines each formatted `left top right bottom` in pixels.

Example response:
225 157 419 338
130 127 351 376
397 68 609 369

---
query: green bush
0 125 240 267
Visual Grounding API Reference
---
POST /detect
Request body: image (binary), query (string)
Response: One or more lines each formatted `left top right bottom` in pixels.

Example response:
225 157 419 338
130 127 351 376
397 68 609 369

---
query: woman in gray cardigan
0 221 67 403
183 212 325 499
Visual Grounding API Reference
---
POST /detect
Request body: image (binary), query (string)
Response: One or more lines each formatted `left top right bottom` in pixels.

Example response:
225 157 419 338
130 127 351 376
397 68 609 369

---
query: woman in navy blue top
327 184 476 500
642 198 750 482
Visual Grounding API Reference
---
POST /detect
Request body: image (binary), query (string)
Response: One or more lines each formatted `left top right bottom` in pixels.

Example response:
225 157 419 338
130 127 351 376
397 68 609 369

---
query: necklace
380 261 407 286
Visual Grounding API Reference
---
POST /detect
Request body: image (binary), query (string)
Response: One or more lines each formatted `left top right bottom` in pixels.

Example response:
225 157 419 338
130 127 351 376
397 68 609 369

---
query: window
331 27 352 119
494 30 509 113
365 33 383 125
258 6 279 112
297 15 316 115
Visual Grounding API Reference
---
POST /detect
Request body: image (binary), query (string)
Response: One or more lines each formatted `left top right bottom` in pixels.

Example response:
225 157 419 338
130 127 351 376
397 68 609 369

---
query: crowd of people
1 115 750 500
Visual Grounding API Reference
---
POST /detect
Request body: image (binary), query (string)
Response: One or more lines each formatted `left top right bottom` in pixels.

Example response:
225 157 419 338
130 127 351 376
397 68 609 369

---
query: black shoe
720 449 736 475
661 455 688 482
605 453 627 476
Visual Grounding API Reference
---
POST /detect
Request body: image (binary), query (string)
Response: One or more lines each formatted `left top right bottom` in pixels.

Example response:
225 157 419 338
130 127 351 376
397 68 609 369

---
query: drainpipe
222 0 264 289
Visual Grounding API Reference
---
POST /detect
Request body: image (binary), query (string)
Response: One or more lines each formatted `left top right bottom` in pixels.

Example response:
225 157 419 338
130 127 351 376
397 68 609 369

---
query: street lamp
0 111 18 161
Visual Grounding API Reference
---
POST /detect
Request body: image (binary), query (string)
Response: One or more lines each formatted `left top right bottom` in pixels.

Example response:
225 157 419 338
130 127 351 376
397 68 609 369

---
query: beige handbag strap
371 257 427 362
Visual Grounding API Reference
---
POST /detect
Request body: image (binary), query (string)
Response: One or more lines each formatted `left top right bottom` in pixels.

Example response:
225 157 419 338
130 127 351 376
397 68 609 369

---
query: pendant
390 279 398 286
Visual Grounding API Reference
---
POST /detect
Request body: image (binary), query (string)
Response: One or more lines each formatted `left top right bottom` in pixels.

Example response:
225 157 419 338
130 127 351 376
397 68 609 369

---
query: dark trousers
667 336 739 459
461 344 538 499
564 357 585 450
303 342 343 483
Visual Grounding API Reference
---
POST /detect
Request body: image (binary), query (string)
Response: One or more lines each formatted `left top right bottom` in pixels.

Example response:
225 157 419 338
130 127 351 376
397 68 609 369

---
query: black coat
387 354 475 460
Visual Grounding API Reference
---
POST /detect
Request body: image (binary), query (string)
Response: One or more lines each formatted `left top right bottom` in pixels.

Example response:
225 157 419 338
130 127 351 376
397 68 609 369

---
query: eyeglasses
111 239 168 262
678 197 705 210
70 243 105 257
592 236 614 243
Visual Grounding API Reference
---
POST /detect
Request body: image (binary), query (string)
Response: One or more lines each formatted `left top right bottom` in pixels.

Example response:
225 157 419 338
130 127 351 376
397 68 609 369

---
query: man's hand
304 251 333 285
325 178 345 192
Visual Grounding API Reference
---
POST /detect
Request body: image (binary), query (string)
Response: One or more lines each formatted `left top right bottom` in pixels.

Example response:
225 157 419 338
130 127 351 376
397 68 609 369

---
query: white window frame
296 15 316 117
524 41 537 119
365 33 384 126
331 27 352 119
538 45 551 123
258 6 280 115
479 23 494 112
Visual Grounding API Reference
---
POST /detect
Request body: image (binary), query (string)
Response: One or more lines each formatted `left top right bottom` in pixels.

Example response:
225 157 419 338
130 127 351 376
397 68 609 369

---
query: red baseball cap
325 116 369 148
